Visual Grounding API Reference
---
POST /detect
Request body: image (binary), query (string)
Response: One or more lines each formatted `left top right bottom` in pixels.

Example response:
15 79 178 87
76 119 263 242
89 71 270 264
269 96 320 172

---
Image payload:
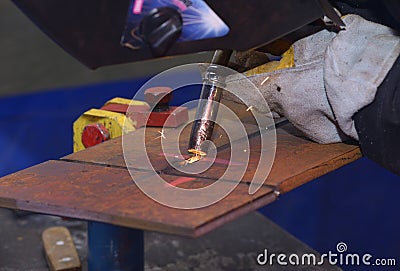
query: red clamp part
129 86 188 127
82 123 110 148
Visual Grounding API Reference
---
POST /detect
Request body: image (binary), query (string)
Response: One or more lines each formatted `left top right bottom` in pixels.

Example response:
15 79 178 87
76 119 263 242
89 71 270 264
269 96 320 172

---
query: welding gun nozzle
187 50 232 156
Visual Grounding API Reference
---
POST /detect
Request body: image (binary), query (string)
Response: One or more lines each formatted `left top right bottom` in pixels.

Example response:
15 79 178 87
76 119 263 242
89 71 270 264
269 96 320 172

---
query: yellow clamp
73 97 147 152
244 46 295 76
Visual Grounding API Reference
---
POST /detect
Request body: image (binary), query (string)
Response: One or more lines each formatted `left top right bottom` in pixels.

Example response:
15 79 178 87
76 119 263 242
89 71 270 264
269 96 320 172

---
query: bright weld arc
183 154 203 165
161 153 243 166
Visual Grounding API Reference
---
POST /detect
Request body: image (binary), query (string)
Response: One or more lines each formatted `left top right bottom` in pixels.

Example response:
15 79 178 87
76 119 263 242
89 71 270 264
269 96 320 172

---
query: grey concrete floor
0 209 341 271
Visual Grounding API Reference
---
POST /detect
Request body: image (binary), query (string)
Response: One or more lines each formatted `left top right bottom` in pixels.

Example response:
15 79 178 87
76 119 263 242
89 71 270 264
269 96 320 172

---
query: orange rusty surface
64 122 361 194
164 124 361 193
63 120 259 170
0 110 361 236
0 160 274 237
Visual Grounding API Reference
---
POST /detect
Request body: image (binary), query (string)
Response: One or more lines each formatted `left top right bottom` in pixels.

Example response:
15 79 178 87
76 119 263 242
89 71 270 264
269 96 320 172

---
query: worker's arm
224 12 400 175
354 56 400 175
333 0 400 174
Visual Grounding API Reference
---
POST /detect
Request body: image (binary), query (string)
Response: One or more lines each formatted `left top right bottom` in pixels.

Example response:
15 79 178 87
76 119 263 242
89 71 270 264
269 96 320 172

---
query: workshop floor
0 209 340 271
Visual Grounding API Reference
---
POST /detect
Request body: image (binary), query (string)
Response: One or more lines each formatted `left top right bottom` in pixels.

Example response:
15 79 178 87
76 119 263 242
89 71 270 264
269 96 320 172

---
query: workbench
0 102 361 270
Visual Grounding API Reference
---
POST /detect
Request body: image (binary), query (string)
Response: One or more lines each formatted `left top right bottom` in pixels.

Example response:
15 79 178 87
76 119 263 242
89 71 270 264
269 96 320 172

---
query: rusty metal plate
0 103 361 237
253 125 361 193
63 120 259 171
0 160 275 237
163 123 361 193
64 119 361 195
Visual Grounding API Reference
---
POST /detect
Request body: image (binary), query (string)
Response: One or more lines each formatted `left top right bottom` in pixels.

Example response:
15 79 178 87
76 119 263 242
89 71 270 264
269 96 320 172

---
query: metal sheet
164 123 361 193
65 121 361 194
0 112 361 237
0 160 275 237
63 120 259 171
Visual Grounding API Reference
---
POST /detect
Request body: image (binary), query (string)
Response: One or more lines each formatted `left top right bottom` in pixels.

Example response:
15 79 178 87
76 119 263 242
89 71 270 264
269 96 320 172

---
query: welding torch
187 50 233 158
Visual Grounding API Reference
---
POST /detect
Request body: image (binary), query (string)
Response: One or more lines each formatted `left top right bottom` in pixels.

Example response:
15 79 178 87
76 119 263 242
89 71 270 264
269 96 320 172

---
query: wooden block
42 226 81 271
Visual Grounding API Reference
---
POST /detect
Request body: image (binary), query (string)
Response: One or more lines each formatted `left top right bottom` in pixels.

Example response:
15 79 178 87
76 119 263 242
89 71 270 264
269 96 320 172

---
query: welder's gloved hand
223 14 400 144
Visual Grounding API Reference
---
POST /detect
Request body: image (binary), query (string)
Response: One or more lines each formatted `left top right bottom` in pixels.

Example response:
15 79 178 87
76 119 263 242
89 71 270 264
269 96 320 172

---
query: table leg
88 221 144 271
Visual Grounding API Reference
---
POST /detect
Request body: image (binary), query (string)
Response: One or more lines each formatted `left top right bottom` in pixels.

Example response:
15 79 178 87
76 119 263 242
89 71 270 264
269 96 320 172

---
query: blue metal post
88 221 144 271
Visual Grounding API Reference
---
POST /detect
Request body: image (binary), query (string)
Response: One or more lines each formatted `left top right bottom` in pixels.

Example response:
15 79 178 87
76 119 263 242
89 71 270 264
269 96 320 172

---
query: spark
246 106 254 112
260 76 270 86
155 130 166 140
243 149 247 153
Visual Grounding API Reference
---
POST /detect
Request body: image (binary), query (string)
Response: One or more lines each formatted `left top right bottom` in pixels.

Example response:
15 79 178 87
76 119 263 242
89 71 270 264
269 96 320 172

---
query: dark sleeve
331 0 400 30
353 56 400 175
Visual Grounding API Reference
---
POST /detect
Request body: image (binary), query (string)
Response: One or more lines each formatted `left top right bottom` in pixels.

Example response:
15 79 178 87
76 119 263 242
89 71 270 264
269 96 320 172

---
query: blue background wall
0 79 399 271
260 159 400 270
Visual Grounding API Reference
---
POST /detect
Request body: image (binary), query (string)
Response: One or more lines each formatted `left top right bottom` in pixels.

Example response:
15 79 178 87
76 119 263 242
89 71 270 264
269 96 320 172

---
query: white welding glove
224 14 400 143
